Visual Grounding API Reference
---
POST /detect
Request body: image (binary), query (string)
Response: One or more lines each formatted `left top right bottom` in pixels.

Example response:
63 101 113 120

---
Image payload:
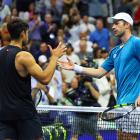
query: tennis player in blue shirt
58 12 140 140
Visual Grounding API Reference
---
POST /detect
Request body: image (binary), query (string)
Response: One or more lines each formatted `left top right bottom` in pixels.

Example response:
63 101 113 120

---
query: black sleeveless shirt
0 45 37 120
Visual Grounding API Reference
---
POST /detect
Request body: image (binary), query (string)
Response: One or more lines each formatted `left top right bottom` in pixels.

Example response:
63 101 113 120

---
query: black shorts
0 115 43 140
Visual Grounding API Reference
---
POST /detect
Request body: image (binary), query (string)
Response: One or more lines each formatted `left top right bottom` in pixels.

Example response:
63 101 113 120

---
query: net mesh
37 105 140 140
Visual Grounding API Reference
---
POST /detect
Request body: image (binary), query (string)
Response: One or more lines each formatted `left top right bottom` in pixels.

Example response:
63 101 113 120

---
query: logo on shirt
120 44 124 48
113 54 117 59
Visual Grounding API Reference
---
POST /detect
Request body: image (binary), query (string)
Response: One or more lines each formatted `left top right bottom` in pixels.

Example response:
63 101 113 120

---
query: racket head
100 103 136 121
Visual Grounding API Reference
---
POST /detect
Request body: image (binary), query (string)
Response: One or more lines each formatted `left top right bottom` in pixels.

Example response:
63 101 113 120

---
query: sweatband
73 64 83 73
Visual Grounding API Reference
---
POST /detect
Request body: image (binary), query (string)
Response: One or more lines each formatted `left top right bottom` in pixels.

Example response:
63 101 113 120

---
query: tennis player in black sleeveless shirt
0 18 66 140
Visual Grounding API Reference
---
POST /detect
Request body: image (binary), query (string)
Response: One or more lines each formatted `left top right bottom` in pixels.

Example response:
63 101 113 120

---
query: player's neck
10 40 22 49
121 32 132 44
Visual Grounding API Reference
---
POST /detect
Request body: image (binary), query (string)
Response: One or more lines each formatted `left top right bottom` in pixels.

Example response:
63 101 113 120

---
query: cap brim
107 17 114 24
107 17 121 24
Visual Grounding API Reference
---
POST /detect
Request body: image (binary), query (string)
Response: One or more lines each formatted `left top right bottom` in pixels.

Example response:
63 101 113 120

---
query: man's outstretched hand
57 57 74 70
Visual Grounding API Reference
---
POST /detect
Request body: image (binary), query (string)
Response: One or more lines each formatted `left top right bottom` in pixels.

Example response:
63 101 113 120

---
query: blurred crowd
0 0 140 107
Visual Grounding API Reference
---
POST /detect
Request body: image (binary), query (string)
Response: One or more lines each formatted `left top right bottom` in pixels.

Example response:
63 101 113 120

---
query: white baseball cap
108 12 133 26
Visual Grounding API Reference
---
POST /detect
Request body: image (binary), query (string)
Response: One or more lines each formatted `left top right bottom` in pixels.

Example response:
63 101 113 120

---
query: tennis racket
100 103 136 121
32 88 43 107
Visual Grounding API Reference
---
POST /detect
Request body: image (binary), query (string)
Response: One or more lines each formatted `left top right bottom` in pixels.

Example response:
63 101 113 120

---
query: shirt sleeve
101 51 114 72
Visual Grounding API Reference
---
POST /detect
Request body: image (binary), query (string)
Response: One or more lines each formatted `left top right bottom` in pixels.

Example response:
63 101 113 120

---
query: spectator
16 0 35 12
28 11 43 54
67 76 103 140
60 43 80 83
66 43 80 65
100 47 109 59
47 0 62 25
57 82 73 106
60 14 71 41
31 81 55 105
3 0 12 7
0 0 11 24
28 2 35 20
0 22 11 46
88 0 108 18
48 66 63 102
63 0 74 14
93 47 106 66
40 13 57 48
93 45 102 59
56 29 68 43
76 39 93 65
117 0 133 16
93 48 116 107
69 11 81 43
11 7 19 19
35 0 48 21
31 55 56 105
75 0 89 17
33 42 51 63
89 18 111 51
133 1 140 36
79 15 96 35
3 15 11 24
73 32 93 53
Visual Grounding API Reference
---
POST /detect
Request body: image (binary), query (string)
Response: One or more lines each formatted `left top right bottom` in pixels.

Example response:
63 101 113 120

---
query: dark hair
66 42 74 51
7 18 29 40
101 47 108 53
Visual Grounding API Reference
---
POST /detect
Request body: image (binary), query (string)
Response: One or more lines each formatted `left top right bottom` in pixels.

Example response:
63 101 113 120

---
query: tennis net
37 105 140 140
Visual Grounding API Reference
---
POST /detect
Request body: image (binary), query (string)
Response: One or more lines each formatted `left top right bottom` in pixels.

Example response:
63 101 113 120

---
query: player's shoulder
16 51 34 61
17 51 32 57
132 35 140 42
131 36 140 47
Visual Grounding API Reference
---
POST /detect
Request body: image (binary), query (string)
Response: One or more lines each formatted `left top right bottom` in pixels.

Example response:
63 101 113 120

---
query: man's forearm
82 67 106 78
74 64 107 78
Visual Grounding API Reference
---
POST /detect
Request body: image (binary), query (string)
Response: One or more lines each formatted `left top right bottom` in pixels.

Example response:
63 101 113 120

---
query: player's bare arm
81 66 108 79
16 43 66 84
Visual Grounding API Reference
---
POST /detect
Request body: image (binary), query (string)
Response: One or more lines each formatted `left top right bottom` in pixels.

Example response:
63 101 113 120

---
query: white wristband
73 64 83 73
